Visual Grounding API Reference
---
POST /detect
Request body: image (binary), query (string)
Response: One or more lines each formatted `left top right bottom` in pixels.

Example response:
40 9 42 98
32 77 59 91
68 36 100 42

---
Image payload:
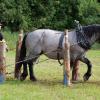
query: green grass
3 31 18 49
0 50 99 100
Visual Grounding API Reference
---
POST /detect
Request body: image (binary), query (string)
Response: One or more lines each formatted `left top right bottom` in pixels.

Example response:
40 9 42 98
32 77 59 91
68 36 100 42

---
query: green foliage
3 31 18 49
0 0 80 31
80 0 100 25
0 0 99 31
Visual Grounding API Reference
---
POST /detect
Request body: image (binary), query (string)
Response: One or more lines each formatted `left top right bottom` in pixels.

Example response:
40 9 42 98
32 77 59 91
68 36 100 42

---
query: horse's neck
87 32 99 46
83 25 100 46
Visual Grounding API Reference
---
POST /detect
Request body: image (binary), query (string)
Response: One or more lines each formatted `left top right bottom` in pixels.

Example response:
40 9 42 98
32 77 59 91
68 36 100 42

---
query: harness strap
57 33 64 65
58 33 64 49
57 52 63 65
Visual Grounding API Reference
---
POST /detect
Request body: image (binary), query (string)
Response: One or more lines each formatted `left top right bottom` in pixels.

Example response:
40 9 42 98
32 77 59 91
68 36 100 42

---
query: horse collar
76 27 91 50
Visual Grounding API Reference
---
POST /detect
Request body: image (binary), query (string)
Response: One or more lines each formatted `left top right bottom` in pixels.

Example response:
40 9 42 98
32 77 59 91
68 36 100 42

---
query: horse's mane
76 24 100 50
82 24 100 37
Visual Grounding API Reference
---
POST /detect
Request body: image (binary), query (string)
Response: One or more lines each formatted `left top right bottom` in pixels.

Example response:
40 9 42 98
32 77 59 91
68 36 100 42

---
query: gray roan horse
15 24 100 82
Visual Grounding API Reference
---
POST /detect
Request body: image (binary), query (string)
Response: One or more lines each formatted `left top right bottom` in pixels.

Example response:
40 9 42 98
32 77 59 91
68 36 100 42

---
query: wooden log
14 29 23 79
63 30 71 86
0 40 6 83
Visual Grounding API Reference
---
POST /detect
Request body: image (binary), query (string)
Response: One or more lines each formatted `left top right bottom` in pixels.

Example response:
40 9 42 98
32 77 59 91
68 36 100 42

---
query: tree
0 0 82 31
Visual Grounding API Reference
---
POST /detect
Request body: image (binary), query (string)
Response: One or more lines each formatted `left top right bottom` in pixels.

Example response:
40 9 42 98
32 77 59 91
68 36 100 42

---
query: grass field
0 50 99 100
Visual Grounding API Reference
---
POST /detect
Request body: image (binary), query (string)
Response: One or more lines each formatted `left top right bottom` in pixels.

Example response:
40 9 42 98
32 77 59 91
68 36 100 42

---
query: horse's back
25 29 77 51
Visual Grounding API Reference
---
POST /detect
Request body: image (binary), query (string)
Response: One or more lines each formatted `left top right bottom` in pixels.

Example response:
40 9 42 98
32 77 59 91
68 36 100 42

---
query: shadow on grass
36 79 63 86
4 77 100 87
85 81 100 86
72 79 100 86
5 77 63 86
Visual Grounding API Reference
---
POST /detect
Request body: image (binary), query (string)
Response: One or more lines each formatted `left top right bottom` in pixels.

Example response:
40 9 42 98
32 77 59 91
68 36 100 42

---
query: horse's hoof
83 75 87 81
20 76 26 81
30 77 37 81
20 73 27 81
83 73 91 81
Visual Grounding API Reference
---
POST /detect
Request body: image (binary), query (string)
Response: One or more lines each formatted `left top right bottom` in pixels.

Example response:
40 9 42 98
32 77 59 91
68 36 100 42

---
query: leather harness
57 33 64 65
57 20 91 65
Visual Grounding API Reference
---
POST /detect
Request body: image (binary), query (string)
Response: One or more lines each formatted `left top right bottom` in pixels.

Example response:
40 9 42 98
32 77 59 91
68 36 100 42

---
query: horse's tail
19 34 27 60
15 34 27 78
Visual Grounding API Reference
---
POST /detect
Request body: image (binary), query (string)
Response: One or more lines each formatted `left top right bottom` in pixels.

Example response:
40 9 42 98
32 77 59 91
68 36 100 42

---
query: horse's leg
28 54 42 81
20 54 39 81
80 57 92 81
20 62 28 81
25 45 42 81
72 60 80 81
15 62 23 79
28 59 37 81
15 54 26 79
20 59 37 81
